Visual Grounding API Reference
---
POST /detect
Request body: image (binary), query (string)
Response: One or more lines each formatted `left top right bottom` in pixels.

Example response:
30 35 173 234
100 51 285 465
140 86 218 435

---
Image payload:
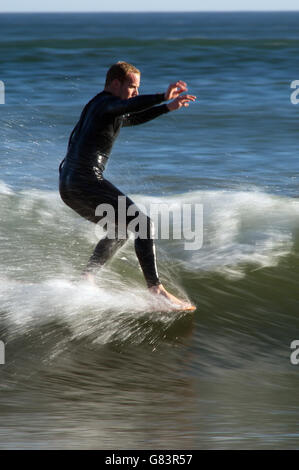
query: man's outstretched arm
105 93 166 117
106 80 196 118
122 104 170 127
122 81 196 127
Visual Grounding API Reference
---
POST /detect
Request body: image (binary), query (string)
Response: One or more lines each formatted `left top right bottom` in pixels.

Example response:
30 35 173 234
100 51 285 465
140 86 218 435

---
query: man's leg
61 175 194 308
133 212 161 288
82 191 161 287
83 237 127 275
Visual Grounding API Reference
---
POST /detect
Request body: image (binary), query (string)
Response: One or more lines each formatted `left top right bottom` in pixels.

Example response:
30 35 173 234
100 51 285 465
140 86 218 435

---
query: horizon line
1 9 299 14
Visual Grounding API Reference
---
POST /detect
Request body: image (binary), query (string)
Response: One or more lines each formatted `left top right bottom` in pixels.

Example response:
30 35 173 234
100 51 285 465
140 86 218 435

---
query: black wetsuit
59 90 169 287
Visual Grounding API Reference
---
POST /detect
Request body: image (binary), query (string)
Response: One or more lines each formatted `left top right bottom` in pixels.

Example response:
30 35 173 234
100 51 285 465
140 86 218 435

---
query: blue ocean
0 12 299 449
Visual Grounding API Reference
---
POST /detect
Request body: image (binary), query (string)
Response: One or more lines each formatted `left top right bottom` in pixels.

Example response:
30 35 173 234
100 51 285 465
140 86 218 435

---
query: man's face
119 73 140 99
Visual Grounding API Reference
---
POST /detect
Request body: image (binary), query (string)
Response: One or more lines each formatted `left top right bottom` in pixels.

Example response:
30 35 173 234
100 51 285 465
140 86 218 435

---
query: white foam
132 190 299 278
1 187 298 285
0 274 184 346
0 181 14 195
1 187 296 348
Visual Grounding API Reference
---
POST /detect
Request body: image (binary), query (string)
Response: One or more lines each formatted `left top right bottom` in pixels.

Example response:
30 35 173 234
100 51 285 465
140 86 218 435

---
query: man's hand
164 80 196 111
166 94 197 111
164 80 188 101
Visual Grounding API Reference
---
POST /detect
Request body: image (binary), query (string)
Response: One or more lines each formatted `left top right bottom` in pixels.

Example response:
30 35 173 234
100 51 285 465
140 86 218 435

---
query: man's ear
111 78 121 90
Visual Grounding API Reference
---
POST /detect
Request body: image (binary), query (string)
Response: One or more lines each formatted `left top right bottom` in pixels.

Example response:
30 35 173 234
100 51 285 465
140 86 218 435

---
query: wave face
1 186 298 344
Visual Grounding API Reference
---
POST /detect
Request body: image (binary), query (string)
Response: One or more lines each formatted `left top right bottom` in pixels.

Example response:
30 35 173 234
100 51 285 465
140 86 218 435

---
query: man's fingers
174 94 197 108
170 81 188 92
166 81 193 101
178 94 197 102
171 80 187 87
176 82 188 93
185 94 196 99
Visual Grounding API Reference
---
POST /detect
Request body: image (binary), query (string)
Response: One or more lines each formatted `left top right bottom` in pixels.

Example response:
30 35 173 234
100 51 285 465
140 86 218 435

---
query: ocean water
0 11 299 450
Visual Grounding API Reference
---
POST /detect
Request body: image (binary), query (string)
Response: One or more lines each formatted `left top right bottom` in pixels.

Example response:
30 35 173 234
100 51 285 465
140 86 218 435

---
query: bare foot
82 272 97 286
149 284 195 311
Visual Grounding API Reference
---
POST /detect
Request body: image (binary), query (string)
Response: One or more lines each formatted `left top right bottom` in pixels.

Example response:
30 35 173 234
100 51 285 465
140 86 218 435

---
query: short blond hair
105 61 140 87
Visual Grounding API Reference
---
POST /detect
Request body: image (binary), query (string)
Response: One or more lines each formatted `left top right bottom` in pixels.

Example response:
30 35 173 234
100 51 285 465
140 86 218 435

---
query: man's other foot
149 284 196 311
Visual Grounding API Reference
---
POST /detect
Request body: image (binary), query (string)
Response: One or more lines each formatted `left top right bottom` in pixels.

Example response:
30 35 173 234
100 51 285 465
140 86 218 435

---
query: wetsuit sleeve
105 93 166 117
122 104 170 127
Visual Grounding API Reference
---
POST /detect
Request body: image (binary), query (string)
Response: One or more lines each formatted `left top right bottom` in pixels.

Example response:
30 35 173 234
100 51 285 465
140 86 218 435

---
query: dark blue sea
0 12 299 449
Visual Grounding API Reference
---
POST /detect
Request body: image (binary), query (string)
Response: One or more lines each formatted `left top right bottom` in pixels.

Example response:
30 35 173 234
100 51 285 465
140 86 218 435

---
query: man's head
104 61 140 99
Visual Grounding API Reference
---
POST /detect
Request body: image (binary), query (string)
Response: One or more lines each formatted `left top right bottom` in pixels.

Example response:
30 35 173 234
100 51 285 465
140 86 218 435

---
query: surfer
59 61 196 310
